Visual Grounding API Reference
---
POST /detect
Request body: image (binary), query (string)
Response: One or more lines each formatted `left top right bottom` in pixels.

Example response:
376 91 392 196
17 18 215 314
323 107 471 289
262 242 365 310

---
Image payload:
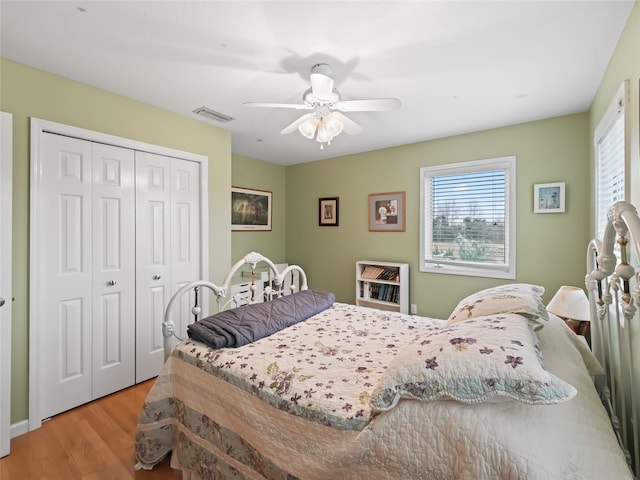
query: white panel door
135 153 201 382
171 158 201 338
39 133 94 419
135 151 172 383
1 112 13 457
30 118 210 430
91 143 135 399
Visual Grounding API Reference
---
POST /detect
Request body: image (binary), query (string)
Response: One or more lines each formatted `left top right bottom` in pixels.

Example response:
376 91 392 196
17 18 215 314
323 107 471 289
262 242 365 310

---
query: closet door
39 134 135 418
30 118 210 428
135 152 201 382
171 158 201 337
91 143 136 399
135 152 171 382
39 134 94 419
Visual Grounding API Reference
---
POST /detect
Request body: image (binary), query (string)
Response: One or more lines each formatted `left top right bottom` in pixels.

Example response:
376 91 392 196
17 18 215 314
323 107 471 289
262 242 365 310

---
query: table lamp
547 286 591 335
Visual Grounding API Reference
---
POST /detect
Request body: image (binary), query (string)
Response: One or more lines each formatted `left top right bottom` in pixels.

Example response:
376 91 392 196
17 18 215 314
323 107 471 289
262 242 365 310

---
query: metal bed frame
586 201 640 478
161 251 308 360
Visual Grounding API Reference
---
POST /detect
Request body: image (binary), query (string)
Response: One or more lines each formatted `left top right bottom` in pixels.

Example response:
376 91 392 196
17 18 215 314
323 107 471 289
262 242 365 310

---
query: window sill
421 263 516 280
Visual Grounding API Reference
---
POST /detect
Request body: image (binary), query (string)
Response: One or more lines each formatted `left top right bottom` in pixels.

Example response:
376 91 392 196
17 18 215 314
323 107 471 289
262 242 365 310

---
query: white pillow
369 313 576 412
447 283 548 325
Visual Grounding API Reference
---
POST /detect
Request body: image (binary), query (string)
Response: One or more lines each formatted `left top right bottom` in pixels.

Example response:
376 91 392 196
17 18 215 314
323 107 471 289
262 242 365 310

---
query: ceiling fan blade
280 113 316 134
331 112 363 135
243 102 310 110
332 98 401 112
309 73 334 101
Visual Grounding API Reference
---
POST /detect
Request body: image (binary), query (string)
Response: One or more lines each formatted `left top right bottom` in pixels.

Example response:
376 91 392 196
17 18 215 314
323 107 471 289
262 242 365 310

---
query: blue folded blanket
187 290 336 349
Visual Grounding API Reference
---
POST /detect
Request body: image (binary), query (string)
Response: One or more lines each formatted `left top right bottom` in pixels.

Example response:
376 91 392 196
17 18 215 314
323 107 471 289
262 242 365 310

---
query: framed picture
534 182 565 213
318 197 339 226
231 187 272 231
369 191 406 231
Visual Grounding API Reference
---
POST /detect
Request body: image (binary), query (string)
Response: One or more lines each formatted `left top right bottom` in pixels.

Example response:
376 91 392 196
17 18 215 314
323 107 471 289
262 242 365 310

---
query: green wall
0 58 233 424
283 114 591 319
589 1 640 214
231 154 286 263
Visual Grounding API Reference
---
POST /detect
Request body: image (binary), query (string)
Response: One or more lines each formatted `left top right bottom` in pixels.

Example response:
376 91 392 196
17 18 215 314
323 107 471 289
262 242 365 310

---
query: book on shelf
364 283 399 304
361 265 400 282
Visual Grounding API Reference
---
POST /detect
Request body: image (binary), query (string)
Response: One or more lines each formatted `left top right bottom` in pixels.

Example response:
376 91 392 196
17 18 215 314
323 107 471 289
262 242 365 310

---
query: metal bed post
587 201 640 477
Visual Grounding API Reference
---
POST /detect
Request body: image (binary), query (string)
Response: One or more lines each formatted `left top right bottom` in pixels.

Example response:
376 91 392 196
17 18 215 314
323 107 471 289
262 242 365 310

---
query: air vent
192 106 234 123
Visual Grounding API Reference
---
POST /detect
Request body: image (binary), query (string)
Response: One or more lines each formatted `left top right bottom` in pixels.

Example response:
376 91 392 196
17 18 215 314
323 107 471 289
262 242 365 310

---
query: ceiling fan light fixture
301 113 344 146
298 116 319 139
324 113 344 137
315 118 332 144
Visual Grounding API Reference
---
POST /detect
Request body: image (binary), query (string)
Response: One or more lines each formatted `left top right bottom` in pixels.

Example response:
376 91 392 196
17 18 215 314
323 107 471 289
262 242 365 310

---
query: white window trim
594 80 629 239
420 156 516 279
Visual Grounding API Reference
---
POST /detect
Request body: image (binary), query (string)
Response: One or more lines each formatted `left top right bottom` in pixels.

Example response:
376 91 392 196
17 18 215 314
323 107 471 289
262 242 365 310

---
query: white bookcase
356 260 409 314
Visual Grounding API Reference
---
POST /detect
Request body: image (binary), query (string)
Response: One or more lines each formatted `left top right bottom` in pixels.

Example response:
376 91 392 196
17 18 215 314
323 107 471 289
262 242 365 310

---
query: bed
135 223 638 479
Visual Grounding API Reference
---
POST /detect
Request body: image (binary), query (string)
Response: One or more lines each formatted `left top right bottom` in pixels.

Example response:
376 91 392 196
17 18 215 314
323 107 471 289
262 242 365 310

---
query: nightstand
565 318 589 336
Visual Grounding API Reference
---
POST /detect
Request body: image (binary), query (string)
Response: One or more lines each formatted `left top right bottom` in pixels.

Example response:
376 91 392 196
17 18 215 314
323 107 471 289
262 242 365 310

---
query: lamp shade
546 286 590 322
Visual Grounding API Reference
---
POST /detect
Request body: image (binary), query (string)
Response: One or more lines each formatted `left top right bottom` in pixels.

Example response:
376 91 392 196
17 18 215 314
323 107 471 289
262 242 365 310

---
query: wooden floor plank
0 380 182 479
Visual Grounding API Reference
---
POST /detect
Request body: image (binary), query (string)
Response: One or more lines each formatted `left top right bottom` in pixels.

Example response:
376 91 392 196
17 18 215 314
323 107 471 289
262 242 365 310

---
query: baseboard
10 420 28 438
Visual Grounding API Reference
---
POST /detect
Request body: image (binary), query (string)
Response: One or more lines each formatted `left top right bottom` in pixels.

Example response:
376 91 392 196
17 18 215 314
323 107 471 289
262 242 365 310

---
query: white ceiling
0 1 635 166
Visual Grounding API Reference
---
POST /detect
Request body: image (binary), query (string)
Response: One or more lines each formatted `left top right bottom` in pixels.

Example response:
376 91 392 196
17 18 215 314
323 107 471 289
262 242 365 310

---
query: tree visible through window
420 156 516 279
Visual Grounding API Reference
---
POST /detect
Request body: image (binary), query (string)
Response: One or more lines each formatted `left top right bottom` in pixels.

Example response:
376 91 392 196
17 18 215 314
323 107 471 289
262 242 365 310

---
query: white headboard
162 251 308 360
586 201 640 476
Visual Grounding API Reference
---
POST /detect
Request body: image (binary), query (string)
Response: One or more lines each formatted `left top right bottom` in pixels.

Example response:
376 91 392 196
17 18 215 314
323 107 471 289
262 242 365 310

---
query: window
595 80 628 239
420 156 516 279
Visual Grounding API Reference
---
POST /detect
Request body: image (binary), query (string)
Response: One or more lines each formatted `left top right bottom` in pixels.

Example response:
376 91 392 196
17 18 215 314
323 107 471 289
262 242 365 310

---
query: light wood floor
0 380 181 480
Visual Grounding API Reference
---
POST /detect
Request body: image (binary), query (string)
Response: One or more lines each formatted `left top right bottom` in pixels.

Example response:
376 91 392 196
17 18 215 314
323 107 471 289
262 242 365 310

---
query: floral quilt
173 302 443 430
135 303 631 480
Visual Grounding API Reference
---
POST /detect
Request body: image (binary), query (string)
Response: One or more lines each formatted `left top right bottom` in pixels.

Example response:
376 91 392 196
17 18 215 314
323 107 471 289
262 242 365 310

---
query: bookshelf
356 260 409 314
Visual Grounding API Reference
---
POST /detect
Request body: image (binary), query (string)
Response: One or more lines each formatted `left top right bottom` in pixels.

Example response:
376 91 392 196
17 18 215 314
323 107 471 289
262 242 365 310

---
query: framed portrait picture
319 197 339 226
534 182 565 213
369 191 406 232
231 187 272 231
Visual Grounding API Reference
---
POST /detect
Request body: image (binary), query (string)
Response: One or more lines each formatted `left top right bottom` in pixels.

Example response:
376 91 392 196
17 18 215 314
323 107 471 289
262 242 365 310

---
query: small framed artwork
318 197 339 226
369 191 406 232
534 182 565 213
231 187 272 231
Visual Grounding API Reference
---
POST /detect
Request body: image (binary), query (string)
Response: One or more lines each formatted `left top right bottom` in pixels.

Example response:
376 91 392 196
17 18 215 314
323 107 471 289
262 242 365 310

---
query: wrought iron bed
161 251 308 360
586 200 640 477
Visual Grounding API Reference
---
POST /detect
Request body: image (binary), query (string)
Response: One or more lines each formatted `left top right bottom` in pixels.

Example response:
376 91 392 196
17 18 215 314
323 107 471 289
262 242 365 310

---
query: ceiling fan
243 63 401 148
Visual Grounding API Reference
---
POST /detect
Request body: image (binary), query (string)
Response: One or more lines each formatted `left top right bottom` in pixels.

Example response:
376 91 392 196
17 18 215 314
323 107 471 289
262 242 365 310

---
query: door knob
0 298 4 307
153 275 161 280
107 280 116 286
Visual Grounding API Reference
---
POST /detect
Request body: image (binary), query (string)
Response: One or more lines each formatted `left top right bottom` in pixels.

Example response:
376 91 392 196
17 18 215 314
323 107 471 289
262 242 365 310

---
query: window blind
428 169 508 267
596 112 625 238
